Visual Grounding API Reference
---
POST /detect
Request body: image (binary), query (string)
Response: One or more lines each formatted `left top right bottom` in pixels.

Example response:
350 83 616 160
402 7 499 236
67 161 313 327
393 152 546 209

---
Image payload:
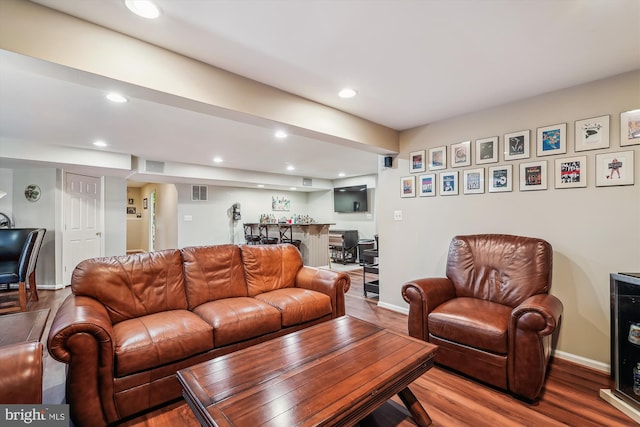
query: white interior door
63 173 102 285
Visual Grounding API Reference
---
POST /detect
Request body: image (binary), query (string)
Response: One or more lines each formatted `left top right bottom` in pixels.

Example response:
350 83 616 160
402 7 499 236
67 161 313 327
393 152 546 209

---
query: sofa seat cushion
193 297 282 347
428 297 511 354
113 310 213 377
255 288 332 327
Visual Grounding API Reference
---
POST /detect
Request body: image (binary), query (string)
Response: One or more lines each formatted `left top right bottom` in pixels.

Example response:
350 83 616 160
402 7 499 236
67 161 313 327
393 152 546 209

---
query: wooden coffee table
177 316 437 426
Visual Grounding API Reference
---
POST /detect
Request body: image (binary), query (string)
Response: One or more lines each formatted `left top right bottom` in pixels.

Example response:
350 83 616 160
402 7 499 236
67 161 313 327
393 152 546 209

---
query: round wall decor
25 184 41 202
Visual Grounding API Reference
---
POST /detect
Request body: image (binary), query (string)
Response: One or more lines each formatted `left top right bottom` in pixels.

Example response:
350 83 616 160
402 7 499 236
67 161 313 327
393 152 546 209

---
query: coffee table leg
398 387 432 427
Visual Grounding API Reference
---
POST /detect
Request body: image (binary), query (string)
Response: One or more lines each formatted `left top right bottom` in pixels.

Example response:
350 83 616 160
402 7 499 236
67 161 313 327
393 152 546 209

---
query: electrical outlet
394 210 403 221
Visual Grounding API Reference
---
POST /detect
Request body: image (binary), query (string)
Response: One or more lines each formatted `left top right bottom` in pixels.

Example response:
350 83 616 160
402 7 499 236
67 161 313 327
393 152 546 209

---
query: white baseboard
38 283 69 291
376 302 611 374
553 349 610 373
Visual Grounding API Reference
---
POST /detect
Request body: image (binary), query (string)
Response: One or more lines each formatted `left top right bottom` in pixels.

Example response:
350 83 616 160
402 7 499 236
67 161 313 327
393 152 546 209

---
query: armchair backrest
446 234 552 307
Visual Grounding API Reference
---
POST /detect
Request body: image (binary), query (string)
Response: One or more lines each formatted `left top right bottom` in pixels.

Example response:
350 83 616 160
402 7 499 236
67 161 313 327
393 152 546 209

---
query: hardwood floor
22 269 636 426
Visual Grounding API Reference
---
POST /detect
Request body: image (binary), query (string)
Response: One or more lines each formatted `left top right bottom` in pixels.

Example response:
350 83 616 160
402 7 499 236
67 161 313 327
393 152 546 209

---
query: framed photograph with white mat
463 168 485 194
620 109 640 146
409 150 426 173
418 174 436 197
595 150 634 187
475 136 498 164
504 130 530 161
488 165 513 192
439 171 459 196
575 115 610 151
451 141 471 167
536 123 567 157
428 146 447 170
400 176 416 197
519 161 547 191
555 156 587 189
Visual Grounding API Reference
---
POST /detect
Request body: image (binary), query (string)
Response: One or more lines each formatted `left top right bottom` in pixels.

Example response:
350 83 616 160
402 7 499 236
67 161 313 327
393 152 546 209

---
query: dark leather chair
402 234 563 400
0 228 38 313
25 228 46 302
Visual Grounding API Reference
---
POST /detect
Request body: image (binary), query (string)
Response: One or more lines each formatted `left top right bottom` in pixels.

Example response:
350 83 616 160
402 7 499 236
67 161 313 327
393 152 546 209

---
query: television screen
333 185 368 213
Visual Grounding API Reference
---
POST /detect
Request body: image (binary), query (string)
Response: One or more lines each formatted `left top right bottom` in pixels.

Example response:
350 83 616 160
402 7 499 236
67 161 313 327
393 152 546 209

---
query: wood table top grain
178 315 437 427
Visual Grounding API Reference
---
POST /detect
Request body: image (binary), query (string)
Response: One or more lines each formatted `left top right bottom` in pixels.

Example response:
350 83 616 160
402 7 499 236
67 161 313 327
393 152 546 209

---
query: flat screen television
333 185 368 213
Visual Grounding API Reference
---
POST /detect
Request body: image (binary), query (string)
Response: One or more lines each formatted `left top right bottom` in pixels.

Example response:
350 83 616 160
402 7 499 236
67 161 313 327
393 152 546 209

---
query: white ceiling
1 0 639 185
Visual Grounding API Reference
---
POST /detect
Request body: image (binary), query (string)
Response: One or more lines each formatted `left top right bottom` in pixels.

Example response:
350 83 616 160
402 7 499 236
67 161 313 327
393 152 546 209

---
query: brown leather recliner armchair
402 234 563 400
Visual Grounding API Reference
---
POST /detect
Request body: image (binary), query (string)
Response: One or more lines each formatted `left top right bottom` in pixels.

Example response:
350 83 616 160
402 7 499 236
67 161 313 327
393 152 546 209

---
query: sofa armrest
0 341 43 404
508 293 563 400
401 278 456 341
295 266 350 318
47 293 117 427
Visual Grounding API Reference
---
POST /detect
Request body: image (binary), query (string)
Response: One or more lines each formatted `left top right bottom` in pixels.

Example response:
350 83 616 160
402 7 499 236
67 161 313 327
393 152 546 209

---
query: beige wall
378 70 640 369
126 184 178 252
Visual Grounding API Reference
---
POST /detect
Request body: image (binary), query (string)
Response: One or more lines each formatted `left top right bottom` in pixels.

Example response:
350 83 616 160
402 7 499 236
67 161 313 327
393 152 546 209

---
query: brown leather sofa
0 341 44 403
48 243 350 427
402 234 563 401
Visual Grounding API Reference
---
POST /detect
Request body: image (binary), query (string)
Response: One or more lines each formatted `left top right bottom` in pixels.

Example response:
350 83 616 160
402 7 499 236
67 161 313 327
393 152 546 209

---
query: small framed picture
463 168 485 194
400 176 416 198
143 198 148 209
536 123 567 157
475 136 499 164
575 115 610 151
418 174 436 197
439 171 459 196
127 207 136 214
504 130 530 161
620 109 640 146
128 198 134 205
409 150 426 173
519 161 547 191
555 156 587 189
428 146 447 170
488 165 513 193
596 150 635 187
451 141 471 167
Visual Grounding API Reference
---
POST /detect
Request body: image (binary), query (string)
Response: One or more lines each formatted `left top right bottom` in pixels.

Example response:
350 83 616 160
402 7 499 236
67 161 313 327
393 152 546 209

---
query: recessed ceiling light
213 156 223 163
106 93 128 103
286 165 295 171
338 172 346 177
124 0 161 19
290 187 297 191
338 88 357 98
93 140 108 147
257 184 265 188
274 130 288 139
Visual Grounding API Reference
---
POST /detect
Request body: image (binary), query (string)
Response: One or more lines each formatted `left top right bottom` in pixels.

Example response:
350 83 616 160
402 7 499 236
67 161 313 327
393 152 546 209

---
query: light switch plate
394 210 403 221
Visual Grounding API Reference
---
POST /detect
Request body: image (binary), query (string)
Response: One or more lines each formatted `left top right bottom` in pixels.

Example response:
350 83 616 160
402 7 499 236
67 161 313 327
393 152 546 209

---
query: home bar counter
243 223 333 267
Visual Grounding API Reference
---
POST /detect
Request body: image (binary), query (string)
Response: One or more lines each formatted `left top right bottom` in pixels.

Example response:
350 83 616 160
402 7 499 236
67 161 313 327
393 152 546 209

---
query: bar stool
261 237 279 245
281 239 301 250
245 235 261 245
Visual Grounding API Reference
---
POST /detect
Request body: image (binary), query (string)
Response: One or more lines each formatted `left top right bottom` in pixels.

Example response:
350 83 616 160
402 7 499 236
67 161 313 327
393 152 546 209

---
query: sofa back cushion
71 249 187 324
445 234 552 307
241 244 303 297
182 244 248 309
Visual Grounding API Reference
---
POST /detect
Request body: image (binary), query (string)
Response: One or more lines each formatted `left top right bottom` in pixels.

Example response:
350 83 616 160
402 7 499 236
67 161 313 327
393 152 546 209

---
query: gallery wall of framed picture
400 108 638 198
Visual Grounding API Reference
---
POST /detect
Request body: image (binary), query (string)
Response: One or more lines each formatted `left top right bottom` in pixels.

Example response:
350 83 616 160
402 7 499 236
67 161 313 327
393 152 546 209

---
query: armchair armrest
402 278 456 341
508 293 563 400
47 294 117 427
510 293 563 336
295 266 350 318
